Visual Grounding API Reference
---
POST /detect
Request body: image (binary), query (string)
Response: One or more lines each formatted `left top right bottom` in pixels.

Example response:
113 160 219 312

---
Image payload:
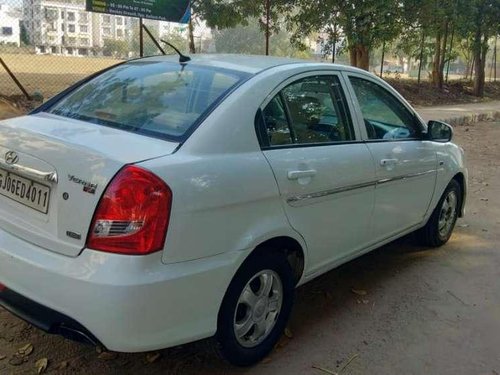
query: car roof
132 54 363 75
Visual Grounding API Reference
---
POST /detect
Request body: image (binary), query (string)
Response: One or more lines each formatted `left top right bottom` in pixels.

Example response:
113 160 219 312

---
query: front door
257 73 376 273
346 75 437 242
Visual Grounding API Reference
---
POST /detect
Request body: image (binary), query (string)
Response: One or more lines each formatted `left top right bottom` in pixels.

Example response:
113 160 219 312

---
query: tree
20 23 30 46
214 18 310 58
286 0 403 70
102 39 129 58
192 0 293 55
468 0 500 96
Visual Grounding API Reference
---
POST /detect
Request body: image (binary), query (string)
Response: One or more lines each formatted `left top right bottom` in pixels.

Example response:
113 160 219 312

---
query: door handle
380 158 398 167
287 169 317 180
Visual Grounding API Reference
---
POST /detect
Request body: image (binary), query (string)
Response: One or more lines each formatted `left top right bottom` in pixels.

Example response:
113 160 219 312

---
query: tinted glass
350 77 420 140
49 61 248 140
262 75 353 147
262 95 293 146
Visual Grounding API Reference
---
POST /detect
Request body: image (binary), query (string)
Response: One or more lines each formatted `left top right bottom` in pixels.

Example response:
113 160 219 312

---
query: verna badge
4 151 19 165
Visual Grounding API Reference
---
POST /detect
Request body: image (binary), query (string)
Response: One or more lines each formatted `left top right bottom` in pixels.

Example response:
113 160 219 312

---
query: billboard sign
86 0 190 23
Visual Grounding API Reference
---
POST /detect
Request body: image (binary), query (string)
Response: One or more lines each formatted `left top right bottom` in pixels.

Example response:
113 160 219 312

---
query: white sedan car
0 55 466 366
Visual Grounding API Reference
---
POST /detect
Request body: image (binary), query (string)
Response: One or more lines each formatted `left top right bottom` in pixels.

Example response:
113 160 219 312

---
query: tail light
86 165 172 255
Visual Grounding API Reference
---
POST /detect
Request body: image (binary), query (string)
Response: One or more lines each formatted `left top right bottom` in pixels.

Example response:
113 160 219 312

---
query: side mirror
427 120 453 142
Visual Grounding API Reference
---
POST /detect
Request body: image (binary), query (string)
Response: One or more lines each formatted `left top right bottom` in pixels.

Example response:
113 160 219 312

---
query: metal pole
417 29 425 85
142 24 166 55
139 17 144 57
470 56 475 81
494 35 497 82
445 26 454 83
265 0 270 55
0 58 31 100
380 40 385 78
490 43 495 81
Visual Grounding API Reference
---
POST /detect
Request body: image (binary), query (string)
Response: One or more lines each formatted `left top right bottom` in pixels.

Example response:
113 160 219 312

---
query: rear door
257 72 376 273
345 74 437 241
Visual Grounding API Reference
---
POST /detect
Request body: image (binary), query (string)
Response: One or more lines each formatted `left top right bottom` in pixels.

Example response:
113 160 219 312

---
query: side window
349 77 420 140
262 95 293 146
262 75 353 147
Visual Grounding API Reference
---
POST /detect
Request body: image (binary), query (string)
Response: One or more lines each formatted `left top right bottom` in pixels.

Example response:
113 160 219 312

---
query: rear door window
261 75 354 147
48 61 249 141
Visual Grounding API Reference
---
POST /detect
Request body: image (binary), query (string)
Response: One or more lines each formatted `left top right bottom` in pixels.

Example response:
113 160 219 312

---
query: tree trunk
349 47 357 67
265 0 270 56
473 33 489 97
188 19 196 54
438 22 449 86
358 45 370 70
432 21 448 90
350 44 369 70
432 29 442 88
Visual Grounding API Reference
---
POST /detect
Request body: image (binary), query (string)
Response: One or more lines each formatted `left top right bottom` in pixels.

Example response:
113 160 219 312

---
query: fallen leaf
9 355 26 366
261 356 273 364
35 358 48 374
145 352 161 364
284 328 294 339
17 343 34 357
0 354 6 360
351 288 367 296
59 361 69 369
98 351 117 361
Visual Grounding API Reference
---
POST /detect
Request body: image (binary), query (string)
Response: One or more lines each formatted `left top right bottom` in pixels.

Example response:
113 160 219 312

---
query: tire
418 179 461 247
214 251 295 366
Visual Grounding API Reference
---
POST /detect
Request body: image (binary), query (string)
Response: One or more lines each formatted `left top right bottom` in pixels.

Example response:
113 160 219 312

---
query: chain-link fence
0 0 202 100
0 0 499 102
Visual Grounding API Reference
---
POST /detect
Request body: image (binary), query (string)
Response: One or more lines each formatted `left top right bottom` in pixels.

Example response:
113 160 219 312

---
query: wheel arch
242 236 306 286
452 172 466 217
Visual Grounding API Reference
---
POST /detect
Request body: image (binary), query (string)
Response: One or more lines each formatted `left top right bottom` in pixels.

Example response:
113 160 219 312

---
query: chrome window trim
286 169 436 205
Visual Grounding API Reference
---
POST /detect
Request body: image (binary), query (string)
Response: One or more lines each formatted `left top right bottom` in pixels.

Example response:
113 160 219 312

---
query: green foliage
20 24 30 46
102 39 129 58
214 19 310 58
161 30 190 54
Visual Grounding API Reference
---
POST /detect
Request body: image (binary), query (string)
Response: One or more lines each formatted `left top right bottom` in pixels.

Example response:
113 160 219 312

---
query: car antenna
160 40 191 64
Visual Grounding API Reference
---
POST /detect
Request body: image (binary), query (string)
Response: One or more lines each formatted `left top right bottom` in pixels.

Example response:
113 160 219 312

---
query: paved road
0 117 499 374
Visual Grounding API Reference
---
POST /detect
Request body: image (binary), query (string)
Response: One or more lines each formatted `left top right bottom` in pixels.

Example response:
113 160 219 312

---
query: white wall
0 4 21 46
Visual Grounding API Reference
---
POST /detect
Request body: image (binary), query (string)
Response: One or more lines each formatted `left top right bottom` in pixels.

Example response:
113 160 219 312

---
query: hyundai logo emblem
5 151 19 165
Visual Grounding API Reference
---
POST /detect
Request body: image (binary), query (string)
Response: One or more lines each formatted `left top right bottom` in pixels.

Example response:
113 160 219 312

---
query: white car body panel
0 113 178 256
0 55 467 352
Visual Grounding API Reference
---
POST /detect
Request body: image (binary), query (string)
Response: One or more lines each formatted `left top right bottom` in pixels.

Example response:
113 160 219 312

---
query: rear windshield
48 61 249 141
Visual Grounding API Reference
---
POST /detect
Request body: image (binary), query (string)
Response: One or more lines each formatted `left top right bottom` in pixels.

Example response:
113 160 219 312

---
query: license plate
0 168 50 214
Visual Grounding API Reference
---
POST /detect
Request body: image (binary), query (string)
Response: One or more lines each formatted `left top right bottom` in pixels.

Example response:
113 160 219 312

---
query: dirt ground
0 120 499 375
0 54 121 98
387 79 500 107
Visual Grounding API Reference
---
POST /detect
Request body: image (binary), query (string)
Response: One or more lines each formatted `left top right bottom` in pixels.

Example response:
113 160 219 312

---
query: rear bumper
0 227 249 352
0 287 101 346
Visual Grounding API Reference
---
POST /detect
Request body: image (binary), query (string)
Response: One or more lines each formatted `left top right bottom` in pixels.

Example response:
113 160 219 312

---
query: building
22 0 134 56
21 0 212 57
23 0 92 55
0 4 21 46
92 13 131 51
